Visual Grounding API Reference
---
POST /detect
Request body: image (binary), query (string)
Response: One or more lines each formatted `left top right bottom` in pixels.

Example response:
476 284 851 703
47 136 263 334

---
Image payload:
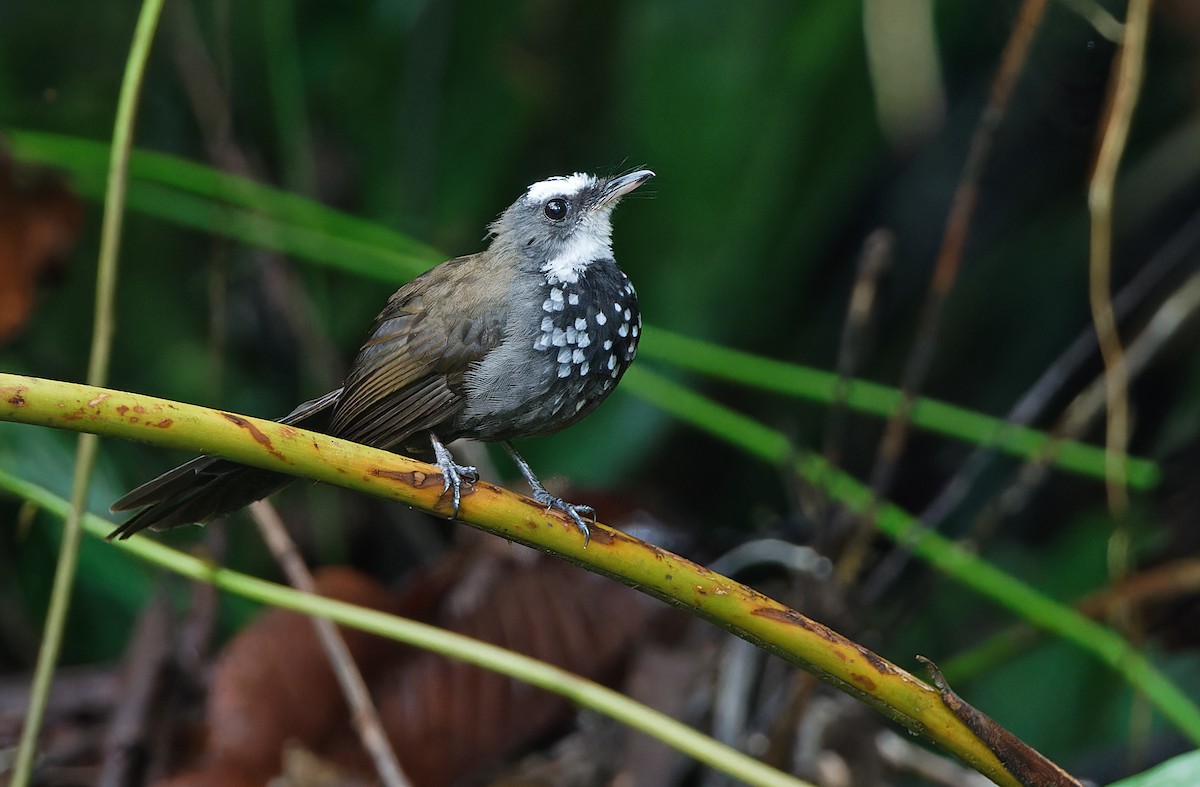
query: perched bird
109 169 654 543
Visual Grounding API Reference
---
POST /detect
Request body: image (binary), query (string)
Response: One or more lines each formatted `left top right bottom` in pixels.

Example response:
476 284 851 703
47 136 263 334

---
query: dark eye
544 198 569 221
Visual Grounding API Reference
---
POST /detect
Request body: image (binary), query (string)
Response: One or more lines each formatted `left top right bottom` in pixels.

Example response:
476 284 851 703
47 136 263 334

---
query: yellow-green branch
0 372 1023 785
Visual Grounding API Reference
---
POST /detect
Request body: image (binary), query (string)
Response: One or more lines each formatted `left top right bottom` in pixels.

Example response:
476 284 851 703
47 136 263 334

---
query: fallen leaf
0 141 84 345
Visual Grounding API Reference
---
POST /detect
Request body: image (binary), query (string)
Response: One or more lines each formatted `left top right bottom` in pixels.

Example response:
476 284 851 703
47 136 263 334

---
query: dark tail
108 389 342 540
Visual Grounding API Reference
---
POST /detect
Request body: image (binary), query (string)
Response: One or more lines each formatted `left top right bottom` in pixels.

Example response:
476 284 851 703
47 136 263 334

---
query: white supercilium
525 173 596 204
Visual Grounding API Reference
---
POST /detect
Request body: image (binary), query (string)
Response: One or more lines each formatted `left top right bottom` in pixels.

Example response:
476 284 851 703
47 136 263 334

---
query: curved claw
533 491 595 547
502 441 598 547
430 434 478 519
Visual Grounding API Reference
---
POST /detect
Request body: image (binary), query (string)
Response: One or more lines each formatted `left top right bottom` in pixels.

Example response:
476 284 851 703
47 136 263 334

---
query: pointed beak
598 169 655 207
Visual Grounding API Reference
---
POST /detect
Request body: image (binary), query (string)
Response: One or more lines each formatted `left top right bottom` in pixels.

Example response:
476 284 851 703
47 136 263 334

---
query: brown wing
329 254 508 449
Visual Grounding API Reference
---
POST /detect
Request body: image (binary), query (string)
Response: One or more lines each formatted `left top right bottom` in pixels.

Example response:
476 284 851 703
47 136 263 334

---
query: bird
108 168 654 544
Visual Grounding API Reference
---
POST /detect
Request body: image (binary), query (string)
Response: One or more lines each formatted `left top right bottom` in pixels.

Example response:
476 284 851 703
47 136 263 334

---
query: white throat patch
541 220 612 284
525 172 596 204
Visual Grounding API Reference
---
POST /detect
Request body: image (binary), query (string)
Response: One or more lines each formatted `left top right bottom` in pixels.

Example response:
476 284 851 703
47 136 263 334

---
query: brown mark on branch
370 467 444 491
221 412 288 464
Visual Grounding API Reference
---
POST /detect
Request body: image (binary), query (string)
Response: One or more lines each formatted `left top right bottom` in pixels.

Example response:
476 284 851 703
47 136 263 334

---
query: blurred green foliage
3 0 1200 777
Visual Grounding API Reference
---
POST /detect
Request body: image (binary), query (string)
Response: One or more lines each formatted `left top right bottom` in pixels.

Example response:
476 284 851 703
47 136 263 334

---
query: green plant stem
620 365 1200 744
637 328 1158 489
0 373 1027 784
9 3 163 785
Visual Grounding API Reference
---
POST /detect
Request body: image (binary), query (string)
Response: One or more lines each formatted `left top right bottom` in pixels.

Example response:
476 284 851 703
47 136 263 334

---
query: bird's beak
598 169 655 207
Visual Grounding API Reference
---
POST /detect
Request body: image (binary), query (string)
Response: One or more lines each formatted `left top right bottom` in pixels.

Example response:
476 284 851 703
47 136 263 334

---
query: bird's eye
544 198 569 221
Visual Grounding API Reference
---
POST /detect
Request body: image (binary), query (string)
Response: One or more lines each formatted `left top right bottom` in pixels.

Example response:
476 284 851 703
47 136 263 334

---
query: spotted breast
530 261 641 429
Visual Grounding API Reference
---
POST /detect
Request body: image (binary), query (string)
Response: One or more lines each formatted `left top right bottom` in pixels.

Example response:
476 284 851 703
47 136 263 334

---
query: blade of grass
6 129 444 279
637 328 1158 488
2 130 1160 488
9 3 164 785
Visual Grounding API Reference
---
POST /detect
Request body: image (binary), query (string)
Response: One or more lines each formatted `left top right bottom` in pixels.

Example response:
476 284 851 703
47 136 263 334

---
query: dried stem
250 502 411 787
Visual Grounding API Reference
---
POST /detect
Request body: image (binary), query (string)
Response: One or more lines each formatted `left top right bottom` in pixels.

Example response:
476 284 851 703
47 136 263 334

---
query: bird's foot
501 441 595 546
430 434 478 519
529 485 596 547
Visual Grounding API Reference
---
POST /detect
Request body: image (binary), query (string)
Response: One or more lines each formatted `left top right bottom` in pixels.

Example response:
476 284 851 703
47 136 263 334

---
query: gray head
488 169 654 284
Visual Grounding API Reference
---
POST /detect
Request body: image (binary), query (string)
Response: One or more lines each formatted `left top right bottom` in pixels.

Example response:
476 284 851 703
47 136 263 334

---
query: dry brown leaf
164 541 658 786
201 566 405 778
0 144 84 345
372 554 652 787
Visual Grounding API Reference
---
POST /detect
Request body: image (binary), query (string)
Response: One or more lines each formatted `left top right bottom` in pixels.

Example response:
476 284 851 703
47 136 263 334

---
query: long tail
108 389 342 540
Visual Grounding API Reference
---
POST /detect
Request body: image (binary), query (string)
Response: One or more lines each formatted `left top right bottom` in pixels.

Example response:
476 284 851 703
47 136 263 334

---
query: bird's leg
428 433 478 519
503 441 595 546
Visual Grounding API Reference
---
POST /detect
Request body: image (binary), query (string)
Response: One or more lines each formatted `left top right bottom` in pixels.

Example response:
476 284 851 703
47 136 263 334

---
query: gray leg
503 441 595 546
429 433 478 519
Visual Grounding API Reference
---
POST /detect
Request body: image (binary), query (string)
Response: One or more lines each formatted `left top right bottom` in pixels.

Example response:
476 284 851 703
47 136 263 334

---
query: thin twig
862 207 1200 603
249 501 411 787
823 229 893 471
1059 0 1125 42
97 597 173 787
972 266 1200 544
9 3 165 784
824 230 892 574
1088 0 1154 544
846 0 1049 580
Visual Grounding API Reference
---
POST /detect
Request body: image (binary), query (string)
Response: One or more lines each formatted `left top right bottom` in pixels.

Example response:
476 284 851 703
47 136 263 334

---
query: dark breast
524 261 641 434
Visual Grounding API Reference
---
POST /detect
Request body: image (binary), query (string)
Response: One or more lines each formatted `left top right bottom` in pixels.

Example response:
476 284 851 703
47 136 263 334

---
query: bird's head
488 169 654 284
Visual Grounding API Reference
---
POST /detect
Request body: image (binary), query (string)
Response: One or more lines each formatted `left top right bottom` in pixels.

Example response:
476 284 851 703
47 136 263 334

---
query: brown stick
249 501 411 787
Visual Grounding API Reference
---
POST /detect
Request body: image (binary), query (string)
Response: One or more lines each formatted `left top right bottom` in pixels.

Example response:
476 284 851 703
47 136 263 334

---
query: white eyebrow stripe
525 173 596 203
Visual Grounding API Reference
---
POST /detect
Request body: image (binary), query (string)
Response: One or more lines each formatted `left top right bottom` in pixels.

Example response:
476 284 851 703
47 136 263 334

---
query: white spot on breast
557 347 572 363
550 287 563 302
631 324 639 337
607 354 616 370
574 317 587 331
533 335 550 351
580 360 590 376
603 339 613 350
572 348 585 364
551 328 568 347
568 292 580 305
541 316 554 332
595 311 607 326
575 399 586 412
558 363 572 378
577 332 591 348
618 323 629 337
565 326 577 344
613 302 622 313
623 308 631 321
